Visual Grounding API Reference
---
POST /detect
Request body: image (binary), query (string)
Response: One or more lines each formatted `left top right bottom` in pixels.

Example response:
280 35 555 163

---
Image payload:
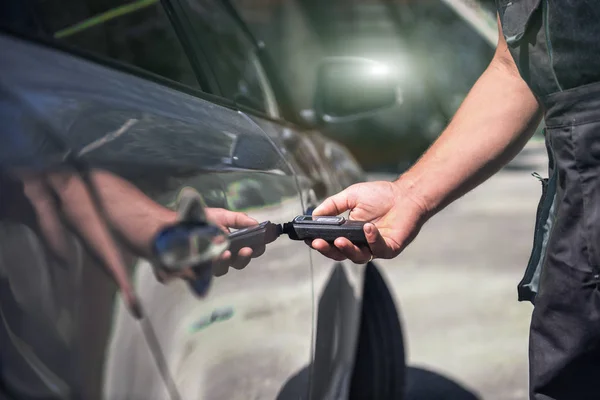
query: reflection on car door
0 32 313 400
185 0 371 391
251 117 366 399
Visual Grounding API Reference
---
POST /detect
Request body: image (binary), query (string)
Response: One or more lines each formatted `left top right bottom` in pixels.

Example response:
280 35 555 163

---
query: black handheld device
282 215 368 245
227 221 282 253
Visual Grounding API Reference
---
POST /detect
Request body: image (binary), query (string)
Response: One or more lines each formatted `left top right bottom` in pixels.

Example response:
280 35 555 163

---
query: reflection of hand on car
80 170 263 277
81 171 270 278
15 169 142 316
150 204 262 282
12 168 265 316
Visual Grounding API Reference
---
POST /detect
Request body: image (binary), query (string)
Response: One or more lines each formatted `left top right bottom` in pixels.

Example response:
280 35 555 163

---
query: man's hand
312 16 542 266
310 180 429 263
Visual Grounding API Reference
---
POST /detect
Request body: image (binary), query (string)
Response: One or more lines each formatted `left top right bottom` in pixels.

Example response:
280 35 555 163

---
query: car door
172 1 370 397
0 1 313 399
253 121 367 400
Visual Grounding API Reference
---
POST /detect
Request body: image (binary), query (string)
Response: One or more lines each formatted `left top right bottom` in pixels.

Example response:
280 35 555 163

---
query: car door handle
152 188 228 294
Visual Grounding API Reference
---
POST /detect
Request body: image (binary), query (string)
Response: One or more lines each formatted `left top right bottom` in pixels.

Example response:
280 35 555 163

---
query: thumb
207 209 257 230
223 211 257 229
313 189 355 216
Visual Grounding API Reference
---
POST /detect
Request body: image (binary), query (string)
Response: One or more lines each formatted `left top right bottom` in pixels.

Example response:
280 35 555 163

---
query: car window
184 0 278 117
2 0 199 89
232 0 325 114
233 0 493 124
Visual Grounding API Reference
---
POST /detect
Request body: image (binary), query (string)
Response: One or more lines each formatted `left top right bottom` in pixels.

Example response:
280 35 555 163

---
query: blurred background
234 0 499 172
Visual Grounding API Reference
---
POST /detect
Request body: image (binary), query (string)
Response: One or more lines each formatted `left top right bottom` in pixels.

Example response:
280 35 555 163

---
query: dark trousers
530 82 600 400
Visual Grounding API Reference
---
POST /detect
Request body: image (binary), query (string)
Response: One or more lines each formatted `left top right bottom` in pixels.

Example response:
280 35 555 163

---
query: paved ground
369 141 549 400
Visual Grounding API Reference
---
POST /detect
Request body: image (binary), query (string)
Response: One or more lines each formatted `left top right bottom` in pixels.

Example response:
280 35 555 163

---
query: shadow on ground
274 266 480 400
405 366 481 400
276 365 481 400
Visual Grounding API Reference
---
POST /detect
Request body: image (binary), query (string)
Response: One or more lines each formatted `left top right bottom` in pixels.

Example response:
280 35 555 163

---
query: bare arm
397 17 542 215
311 17 544 262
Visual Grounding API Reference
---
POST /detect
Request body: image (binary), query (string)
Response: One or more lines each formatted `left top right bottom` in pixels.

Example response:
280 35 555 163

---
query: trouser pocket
517 134 557 304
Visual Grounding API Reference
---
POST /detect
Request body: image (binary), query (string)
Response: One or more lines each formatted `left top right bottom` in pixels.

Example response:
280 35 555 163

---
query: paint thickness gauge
226 215 368 253
283 215 367 245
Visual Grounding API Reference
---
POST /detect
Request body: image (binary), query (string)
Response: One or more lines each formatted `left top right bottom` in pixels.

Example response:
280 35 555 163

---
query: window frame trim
161 0 223 95
0 26 238 111
1 0 213 96
2 0 306 128
173 0 286 120
220 0 307 125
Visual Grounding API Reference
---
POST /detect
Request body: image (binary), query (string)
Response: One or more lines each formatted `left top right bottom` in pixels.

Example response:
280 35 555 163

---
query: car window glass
232 0 325 114
185 0 277 116
8 0 199 88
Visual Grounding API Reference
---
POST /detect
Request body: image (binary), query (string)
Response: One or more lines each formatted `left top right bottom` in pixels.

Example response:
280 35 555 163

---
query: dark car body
0 1 403 399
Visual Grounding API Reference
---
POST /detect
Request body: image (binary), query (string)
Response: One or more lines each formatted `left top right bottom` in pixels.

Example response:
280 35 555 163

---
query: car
0 1 405 399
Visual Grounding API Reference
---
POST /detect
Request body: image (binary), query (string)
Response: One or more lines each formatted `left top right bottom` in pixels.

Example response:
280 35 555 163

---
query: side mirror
313 57 398 124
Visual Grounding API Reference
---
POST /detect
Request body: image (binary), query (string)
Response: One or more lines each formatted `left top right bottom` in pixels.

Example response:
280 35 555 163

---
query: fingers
363 223 389 259
312 237 371 264
211 244 263 276
207 208 257 229
312 188 355 216
333 237 372 264
213 252 230 277
229 212 258 229
308 224 390 263
192 209 267 277
250 244 266 258
230 247 253 270
310 239 348 261
310 238 370 264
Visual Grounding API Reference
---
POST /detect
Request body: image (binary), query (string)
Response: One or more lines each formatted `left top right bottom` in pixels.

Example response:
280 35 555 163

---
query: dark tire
349 263 406 400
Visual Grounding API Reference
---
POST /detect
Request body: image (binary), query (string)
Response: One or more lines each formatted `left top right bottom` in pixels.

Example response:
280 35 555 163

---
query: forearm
397 34 542 216
88 170 177 256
